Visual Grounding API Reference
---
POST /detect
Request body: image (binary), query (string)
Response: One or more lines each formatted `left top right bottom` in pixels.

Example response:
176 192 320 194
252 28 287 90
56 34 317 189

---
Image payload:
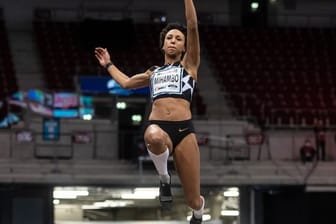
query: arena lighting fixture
53 188 89 199
132 114 142 122
221 210 239 216
82 114 92 120
81 200 134 209
160 16 167 23
187 214 211 221
223 187 239 197
250 2 259 11
132 114 142 125
120 187 159 199
116 101 127 110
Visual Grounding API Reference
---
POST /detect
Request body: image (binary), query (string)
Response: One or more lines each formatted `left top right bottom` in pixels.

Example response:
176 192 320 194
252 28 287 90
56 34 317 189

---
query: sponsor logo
168 84 178 89
178 127 189 132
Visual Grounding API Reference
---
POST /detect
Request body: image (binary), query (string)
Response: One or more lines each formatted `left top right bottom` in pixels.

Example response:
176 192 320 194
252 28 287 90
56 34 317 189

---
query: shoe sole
160 195 173 210
160 201 173 211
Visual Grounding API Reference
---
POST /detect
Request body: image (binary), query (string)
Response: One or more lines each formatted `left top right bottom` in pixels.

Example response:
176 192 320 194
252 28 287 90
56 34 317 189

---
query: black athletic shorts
145 119 195 155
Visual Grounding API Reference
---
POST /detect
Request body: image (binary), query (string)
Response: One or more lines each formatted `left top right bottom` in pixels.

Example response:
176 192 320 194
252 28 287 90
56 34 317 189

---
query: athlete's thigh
173 133 200 199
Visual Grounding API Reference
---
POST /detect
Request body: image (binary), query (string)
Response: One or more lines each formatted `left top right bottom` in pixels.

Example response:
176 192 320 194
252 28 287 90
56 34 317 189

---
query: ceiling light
221 210 239 216
224 191 239 197
53 190 89 199
93 200 134 208
223 187 239 197
116 102 127 110
82 114 92 120
121 187 159 199
250 2 259 11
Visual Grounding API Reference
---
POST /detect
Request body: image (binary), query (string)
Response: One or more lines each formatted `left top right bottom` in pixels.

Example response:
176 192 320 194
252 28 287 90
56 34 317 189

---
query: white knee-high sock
193 196 205 219
147 147 170 183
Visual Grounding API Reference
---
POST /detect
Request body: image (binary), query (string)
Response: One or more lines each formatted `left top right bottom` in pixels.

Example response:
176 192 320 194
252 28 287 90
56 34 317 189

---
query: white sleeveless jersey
150 62 196 103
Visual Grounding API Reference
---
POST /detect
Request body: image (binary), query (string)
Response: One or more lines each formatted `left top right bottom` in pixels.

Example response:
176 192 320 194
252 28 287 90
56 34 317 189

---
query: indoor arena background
0 0 336 223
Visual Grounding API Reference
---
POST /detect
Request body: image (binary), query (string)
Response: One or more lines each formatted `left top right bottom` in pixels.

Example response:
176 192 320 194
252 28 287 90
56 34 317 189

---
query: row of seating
200 25 336 126
33 21 207 116
3 18 336 124
0 13 18 122
0 18 17 100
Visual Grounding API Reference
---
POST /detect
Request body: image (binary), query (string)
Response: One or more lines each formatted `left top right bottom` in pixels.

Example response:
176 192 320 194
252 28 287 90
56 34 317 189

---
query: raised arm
95 47 152 89
182 0 200 77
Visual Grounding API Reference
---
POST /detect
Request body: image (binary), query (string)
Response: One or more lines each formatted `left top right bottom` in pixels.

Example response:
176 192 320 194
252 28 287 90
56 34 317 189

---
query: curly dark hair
159 22 187 50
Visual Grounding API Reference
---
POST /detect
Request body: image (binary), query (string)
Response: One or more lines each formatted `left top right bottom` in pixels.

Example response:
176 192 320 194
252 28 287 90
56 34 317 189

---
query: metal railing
1 128 119 161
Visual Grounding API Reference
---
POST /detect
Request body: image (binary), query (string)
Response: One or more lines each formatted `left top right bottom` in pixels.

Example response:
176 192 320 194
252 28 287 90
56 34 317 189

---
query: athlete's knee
186 196 203 210
145 127 165 145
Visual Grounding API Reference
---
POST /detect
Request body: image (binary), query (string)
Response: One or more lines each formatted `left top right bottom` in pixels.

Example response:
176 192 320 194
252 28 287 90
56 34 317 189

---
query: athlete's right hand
94 47 112 68
145 65 159 76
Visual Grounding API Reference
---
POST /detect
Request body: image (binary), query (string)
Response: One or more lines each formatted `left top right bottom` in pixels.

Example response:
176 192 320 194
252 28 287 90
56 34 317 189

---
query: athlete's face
162 29 185 57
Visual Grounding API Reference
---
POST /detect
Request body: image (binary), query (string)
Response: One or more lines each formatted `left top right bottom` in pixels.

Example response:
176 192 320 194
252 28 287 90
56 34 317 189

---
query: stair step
7 29 45 91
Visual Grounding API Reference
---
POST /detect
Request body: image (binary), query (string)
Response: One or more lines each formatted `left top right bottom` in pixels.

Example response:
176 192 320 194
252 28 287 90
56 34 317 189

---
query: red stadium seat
200 25 336 126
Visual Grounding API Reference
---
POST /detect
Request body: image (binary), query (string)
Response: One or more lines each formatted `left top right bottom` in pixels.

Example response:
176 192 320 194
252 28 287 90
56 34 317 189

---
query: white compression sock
147 147 170 183
193 196 205 219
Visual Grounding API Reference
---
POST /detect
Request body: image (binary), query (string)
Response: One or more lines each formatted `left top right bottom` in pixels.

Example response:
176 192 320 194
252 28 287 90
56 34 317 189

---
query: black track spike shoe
190 213 202 224
159 175 173 210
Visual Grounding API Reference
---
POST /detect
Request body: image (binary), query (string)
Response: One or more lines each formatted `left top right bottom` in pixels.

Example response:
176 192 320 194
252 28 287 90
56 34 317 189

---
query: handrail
1 128 119 161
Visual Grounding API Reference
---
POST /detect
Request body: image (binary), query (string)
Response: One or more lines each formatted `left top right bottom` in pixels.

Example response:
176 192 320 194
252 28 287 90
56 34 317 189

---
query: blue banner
42 118 60 141
79 76 149 95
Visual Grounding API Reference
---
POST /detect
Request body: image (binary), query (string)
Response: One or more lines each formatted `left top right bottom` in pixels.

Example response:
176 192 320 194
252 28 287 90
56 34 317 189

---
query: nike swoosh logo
178 127 189 132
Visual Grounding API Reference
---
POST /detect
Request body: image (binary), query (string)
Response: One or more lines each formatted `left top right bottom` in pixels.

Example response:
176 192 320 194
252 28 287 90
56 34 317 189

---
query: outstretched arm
182 0 200 78
95 47 152 89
